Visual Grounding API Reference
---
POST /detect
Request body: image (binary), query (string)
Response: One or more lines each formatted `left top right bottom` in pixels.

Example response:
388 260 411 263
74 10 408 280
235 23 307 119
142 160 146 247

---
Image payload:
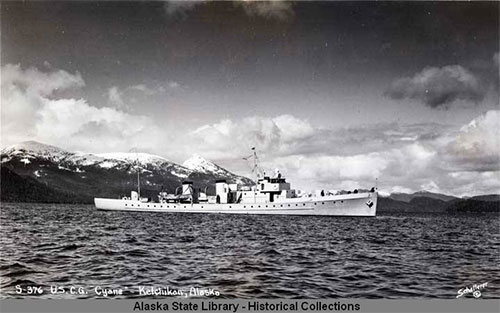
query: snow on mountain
68 152 105 167
95 152 169 166
1 141 175 170
1 141 252 185
182 154 253 185
1 141 73 162
182 154 227 175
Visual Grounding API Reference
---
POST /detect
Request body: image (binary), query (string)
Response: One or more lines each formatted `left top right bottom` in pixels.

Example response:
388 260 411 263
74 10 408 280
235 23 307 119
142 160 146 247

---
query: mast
243 147 260 184
243 147 259 203
252 147 258 184
137 162 141 197
253 147 257 203
131 148 140 198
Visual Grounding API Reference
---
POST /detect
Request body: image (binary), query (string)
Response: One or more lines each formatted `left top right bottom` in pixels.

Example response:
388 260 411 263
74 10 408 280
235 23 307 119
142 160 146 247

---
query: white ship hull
94 192 377 216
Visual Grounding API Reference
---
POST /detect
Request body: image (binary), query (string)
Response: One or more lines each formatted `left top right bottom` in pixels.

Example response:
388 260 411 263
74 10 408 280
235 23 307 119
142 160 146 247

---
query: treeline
1 166 93 204
378 196 500 213
446 199 500 213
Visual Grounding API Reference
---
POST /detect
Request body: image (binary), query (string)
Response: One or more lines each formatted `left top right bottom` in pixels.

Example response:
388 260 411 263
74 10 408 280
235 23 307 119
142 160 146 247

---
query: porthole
322 202 325 205
125 204 127 206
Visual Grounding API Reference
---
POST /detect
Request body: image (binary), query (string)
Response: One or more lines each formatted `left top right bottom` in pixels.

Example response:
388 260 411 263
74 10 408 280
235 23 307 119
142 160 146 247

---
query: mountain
412 191 459 202
379 195 499 214
1 166 92 203
377 197 416 213
408 196 447 213
446 199 500 213
182 154 252 186
469 194 500 202
1 141 253 203
183 154 225 174
389 190 458 203
388 192 415 203
382 190 499 213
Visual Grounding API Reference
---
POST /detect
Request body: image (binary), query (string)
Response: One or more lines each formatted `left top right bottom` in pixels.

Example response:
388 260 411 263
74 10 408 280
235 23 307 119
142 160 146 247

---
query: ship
94 149 377 216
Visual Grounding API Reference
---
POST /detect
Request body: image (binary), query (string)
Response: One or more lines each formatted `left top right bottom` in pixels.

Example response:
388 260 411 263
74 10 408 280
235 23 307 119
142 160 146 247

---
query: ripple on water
1 203 499 299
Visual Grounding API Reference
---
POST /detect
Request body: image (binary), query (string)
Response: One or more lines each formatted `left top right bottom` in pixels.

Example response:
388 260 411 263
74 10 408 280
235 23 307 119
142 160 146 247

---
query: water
1 203 499 299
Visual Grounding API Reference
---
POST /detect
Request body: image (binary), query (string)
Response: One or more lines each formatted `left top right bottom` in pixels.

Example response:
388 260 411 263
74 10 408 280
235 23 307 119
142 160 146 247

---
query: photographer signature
456 282 488 298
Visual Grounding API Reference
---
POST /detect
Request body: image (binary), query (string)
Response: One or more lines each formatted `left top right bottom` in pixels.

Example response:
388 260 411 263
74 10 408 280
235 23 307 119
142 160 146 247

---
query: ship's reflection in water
1 203 499 299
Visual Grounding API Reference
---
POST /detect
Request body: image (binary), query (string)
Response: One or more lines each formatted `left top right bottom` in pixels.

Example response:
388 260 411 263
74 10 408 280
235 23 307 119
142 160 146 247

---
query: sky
1 0 499 196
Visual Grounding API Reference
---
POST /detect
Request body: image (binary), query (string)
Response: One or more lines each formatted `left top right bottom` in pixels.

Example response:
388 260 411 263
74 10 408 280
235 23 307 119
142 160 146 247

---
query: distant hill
379 195 499 214
381 190 499 213
413 191 459 202
182 154 251 186
389 191 458 203
377 197 416 213
408 196 448 213
469 194 500 202
1 166 92 203
1 141 253 203
446 199 500 213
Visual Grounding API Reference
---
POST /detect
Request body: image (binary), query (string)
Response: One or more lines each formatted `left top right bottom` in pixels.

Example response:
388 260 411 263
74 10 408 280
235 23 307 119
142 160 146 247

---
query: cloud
190 115 443 160
187 112 498 196
163 0 293 20
1 63 84 97
188 115 437 188
1 64 85 143
385 65 486 108
446 170 500 196
163 0 201 17
191 114 317 160
390 186 413 194
191 114 449 164
107 86 125 108
130 84 157 95
129 81 182 95
273 153 389 182
1 63 164 153
236 0 294 20
420 180 441 193
443 110 500 172
2 64 498 196
167 80 180 89
266 141 439 193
